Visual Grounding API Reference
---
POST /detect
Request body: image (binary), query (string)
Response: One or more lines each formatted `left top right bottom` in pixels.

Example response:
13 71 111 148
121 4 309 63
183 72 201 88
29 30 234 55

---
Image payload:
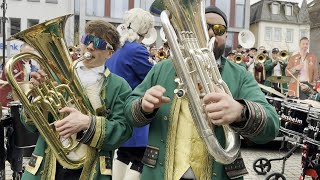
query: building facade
250 0 310 53
0 0 251 57
308 0 320 60
0 0 74 57
76 0 251 51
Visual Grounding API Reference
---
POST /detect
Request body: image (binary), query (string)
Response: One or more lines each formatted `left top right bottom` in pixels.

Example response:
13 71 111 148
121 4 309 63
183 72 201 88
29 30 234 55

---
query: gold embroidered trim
97 116 106 150
90 116 102 147
25 154 43 175
164 97 180 180
80 147 99 180
99 156 112 175
41 148 56 180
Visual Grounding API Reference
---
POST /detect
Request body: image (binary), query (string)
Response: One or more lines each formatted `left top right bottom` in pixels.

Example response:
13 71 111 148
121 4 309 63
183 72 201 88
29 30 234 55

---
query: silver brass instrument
5 14 96 169
160 0 240 164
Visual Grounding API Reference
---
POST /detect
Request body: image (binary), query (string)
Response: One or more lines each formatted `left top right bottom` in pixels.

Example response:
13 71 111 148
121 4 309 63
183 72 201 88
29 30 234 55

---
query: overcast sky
250 0 314 7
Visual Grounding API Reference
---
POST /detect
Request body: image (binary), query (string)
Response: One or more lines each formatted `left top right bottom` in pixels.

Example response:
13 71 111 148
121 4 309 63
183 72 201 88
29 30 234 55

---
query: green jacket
21 69 133 180
264 59 288 89
125 57 280 180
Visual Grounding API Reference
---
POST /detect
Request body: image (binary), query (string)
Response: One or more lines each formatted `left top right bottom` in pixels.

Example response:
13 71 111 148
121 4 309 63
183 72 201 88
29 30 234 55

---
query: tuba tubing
160 0 240 164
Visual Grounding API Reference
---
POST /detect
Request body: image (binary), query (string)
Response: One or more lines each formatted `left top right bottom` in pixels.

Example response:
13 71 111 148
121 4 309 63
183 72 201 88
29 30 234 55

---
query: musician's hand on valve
55 107 91 138
29 70 47 89
29 70 58 89
141 85 171 114
203 89 244 126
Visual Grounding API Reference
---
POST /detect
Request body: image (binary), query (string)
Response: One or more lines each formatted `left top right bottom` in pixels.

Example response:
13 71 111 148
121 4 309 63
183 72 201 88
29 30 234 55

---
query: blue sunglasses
81 34 113 50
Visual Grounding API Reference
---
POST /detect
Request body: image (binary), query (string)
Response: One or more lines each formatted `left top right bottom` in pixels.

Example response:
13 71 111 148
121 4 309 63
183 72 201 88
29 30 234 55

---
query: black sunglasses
207 24 227 36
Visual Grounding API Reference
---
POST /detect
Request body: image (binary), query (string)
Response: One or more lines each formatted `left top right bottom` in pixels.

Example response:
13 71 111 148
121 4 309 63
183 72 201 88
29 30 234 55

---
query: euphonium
160 0 240 164
5 14 96 169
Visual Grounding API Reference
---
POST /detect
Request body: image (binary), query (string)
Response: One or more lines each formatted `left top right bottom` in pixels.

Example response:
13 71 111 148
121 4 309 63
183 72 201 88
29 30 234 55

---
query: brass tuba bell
5 14 96 170
160 0 240 164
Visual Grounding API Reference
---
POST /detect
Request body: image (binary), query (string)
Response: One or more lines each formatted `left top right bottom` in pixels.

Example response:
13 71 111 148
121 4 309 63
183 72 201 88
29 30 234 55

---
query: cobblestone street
3 141 315 180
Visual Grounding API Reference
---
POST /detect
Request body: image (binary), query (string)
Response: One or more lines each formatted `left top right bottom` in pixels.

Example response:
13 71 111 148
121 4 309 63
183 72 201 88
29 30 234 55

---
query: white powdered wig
120 8 155 46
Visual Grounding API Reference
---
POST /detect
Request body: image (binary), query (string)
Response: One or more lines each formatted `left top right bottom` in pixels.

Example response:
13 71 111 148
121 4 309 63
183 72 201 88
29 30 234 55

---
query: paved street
3 141 314 180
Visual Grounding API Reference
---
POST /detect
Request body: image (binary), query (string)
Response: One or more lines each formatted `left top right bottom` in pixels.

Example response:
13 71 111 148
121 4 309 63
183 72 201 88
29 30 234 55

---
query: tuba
5 14 96 169
160 0 240 164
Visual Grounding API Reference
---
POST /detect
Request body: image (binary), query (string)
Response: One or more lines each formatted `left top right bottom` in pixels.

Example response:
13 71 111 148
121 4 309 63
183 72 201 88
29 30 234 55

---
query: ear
106 50 114 59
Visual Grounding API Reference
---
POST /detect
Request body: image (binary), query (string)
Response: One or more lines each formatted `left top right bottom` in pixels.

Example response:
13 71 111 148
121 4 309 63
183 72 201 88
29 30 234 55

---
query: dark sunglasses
206 24 227 36
81 34 113 50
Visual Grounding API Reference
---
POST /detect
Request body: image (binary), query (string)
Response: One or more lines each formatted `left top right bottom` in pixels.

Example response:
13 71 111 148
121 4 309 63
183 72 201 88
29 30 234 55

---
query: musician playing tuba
18 19 133 180
125 2 279 180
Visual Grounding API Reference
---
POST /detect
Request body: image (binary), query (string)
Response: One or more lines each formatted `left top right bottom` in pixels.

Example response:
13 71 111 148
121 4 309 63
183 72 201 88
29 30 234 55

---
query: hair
300 37 309 43
120 8 154 46
85 20 120 51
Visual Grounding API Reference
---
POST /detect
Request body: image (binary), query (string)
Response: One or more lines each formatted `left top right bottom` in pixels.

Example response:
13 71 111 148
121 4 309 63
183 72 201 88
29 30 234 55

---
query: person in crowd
286 37 318 99
21 20 132 180
264 48 288 92
124 5 279 180
105 8 154 180
0 43 37 107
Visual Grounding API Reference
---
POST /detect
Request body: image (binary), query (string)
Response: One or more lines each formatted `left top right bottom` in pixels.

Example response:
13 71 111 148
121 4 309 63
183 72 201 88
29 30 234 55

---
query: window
271 2 280 15
286 29 294 43
285 4 293 16
86 0 105 17
274 28 281 42
235 0 245 28
10 18 21 35
46 0 58 3
215 0 231 25
27 19 39 28
110 0 129 18
265 27 272 41
300 29 307 39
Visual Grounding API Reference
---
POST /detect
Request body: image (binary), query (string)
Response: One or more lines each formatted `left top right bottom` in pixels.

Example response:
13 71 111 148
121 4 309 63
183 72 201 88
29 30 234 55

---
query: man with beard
125 5 279 180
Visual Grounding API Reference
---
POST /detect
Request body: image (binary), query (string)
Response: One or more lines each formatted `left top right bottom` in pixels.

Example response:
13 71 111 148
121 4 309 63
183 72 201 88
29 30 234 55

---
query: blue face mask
81 34 113 50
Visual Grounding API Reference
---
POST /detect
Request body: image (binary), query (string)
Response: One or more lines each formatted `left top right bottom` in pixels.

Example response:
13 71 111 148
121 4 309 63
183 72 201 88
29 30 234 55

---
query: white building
250 0 310 53
0 0 251 57
0 0 74 57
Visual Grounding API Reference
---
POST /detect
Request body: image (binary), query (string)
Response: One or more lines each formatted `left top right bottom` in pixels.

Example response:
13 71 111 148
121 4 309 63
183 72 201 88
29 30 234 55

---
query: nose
86 42 95 51
208 28 215 39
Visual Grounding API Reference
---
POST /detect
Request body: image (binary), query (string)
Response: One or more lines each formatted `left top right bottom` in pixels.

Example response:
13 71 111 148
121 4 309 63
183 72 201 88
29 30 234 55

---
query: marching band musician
285 37 318 99
125 4 279 180
264 48 288 92
105 8 154 180
21 20 133 180
246 47 267 83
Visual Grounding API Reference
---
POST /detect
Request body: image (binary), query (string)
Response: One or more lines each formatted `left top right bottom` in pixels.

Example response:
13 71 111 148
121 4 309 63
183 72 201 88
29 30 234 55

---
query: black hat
250 47 258 51
227 52 235 56
272 48 279 53
205 6 228 27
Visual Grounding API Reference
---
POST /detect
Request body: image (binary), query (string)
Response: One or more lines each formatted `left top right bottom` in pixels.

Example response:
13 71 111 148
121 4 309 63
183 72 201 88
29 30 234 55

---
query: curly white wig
120 8 155 46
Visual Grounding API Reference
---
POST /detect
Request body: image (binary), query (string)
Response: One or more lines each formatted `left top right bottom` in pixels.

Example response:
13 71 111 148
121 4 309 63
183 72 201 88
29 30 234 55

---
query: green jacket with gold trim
125 57 280 180
21 69 133 180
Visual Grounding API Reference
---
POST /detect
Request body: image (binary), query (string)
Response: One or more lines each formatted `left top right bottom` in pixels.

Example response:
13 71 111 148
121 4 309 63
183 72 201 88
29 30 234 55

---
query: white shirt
272 59 281 76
